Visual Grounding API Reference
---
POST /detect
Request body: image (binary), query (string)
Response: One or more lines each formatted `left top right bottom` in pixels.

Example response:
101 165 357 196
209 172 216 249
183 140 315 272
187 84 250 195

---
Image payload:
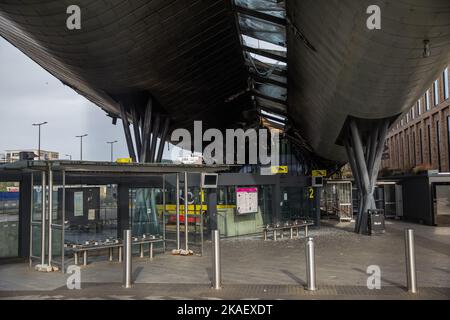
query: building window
433 80 439 106
426 90 430 111
428 125 432 164
413 134 416 167
444 68 449 100
406 134 411 167
417 99 422 115
419 128 424 164
436 121 442 171
406 113 409 123
411 107 415 120
447 117 450 171
401 119 404 126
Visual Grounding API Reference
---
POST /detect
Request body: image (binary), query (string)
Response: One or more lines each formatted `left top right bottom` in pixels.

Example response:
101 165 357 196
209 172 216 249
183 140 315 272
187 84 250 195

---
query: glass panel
444 68 449 100
0 182 20 257
31 185 43 258
163 174 178 246
242 35 286 52
435 185 450 225
434 80 439 105
254 82 287 101
129 188 161 237
235 0 286 18
238 13 286 46
64 185 118 244
281 187 317 222
51 183 63 259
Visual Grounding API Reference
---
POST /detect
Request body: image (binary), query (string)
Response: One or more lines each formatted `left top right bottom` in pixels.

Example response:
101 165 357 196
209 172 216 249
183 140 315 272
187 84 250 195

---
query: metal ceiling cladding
0 0 249 132
0 0 449 164
286 0 450 162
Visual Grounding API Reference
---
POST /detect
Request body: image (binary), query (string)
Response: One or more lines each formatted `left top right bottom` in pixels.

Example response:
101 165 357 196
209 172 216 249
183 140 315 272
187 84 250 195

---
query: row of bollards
120 228 418 294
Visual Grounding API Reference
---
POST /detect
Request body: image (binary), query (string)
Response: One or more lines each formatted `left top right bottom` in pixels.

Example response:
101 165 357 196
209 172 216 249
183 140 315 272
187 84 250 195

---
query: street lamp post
32 122 48 160
107 140 118 162
76 134 88 160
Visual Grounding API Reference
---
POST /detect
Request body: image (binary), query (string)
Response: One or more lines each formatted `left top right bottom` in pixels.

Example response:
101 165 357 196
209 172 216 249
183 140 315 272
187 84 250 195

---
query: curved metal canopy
0 0 449 163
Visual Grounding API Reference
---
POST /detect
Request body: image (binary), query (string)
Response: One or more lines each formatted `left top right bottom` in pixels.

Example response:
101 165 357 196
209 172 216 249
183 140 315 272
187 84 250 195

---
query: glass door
0 181 20 258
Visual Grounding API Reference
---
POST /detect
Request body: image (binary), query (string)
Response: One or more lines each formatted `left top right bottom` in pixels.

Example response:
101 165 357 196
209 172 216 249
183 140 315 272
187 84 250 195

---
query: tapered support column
345 119 389 234
119 96 173 164
149 114 160 162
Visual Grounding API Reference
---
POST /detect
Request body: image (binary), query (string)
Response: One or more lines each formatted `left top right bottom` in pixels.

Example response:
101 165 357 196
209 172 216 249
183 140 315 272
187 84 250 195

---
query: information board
236 187 258 215
74 191 84 216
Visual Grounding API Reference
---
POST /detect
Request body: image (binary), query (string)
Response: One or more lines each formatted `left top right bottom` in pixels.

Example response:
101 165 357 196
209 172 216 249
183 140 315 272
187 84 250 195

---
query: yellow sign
200 190 205 203
312 170 327 177
271 166 288 174
116 158 132 163
308 187 315 199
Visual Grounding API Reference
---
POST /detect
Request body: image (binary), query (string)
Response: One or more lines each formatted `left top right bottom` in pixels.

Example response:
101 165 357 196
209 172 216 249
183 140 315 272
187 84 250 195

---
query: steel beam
243 45 287 63
119 102 137 163
149 114 160 163
251 90 287 106
370 121 390 186
235 5 286 26
156 117 170 163
141 97 153 163
131 107 142 162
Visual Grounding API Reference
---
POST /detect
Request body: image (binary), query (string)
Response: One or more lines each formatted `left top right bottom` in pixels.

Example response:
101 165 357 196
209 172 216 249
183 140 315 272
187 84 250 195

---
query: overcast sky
0 37 133 161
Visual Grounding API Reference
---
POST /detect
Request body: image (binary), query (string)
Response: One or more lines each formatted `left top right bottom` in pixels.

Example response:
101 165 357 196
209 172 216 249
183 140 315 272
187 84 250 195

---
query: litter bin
368 209 385 235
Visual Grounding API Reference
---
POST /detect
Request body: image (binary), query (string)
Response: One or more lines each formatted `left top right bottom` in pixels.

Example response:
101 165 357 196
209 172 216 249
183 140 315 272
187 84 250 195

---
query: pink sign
236 187 257 193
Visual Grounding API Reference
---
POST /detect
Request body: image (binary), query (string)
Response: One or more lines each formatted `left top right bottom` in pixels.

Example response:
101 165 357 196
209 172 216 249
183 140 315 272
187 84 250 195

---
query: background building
4 149 59 163
382 66 450 172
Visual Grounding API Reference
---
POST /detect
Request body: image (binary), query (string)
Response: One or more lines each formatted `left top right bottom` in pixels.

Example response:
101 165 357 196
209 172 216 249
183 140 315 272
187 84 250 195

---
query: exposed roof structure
1 0 449 164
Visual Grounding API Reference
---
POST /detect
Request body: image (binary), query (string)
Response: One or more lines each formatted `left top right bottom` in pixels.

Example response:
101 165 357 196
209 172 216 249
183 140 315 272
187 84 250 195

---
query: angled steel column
131 107 142 161
349 120 371 233
368 127 380 175
119 102 137 162
141 98 153 163
156 117 170 163
149 114 161 163
346 119 390 234
370 122 390 186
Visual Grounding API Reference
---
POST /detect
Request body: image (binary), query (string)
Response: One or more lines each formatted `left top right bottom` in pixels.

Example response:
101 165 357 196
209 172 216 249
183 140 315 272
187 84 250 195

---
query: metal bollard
305 237 317 291
211 230 222 290
123 230 132 288
405 229 417 293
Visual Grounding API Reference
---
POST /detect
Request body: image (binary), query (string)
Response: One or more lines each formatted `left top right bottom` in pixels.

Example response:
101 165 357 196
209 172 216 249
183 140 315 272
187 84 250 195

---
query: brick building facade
382 66 450 172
